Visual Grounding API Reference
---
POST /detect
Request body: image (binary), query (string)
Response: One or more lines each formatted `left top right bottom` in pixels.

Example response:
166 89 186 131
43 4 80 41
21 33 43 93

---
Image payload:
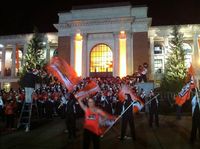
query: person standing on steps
21 68 36 132
22 68 36 104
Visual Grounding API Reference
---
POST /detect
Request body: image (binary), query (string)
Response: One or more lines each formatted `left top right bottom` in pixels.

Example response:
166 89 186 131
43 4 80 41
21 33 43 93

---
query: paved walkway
0 114 200 149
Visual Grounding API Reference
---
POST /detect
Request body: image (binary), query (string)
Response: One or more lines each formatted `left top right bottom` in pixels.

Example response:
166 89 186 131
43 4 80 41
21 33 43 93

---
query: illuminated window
3 83 10 92
154 44 163 54
154 59 163 73
90 44 113 73
15 45 23 75
5 48 12 76
75 33 83 76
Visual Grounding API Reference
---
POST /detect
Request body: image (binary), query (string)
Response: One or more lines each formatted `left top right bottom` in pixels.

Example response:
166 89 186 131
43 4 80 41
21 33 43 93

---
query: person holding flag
148 90 159 128
118 93 136 141
77 96 109 149
175 64 196 120
65 93 77 141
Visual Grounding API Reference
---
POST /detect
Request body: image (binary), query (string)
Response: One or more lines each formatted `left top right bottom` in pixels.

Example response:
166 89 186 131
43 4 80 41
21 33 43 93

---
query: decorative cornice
148 24 200 39
132 18 152 32
54 16 135 30
0 77 19 82
0 33 58 46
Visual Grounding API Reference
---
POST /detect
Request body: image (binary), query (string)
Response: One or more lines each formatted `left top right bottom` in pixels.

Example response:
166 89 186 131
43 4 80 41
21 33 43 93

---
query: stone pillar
22 43 28 66
164 36 169 66
58 36 71 64
70 34 75 69
82 33 87 78
86 34 90 77
132 32 150 76
1 45 6 78
193 33 200 87
113 32 119 77
126 32 133 75
149 37 154 80
11 44 16 77
193 33 199 67
46 43 51 63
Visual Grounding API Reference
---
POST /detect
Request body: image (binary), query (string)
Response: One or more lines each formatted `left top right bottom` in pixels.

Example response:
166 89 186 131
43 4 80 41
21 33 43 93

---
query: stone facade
58 36 71 64
1 5 200 90
54 5 152 78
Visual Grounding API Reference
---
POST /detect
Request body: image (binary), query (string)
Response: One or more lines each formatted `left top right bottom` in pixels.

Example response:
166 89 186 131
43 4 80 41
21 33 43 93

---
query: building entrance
90 44 113 77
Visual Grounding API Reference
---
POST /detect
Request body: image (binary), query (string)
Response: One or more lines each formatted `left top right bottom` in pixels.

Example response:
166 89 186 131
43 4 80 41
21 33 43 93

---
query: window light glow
119 31 127 78
90 44 113 73
75 33 83 76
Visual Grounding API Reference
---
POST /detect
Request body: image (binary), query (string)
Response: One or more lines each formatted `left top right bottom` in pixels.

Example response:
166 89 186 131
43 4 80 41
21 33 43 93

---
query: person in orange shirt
5 100 15 130
78 97 107 149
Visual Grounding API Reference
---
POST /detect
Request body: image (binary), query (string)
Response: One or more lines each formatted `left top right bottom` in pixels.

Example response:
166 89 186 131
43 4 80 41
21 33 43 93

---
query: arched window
90 44 113 77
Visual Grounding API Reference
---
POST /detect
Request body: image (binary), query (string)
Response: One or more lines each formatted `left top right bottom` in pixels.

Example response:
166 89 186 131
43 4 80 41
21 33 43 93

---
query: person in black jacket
22 68 36 103
65 93 77 140
119 93 136 141
148 90 159 128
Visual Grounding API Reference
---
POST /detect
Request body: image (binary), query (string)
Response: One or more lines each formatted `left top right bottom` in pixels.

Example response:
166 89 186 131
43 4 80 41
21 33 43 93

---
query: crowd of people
1 60 200 147
0 62 162 149
0 76 158 129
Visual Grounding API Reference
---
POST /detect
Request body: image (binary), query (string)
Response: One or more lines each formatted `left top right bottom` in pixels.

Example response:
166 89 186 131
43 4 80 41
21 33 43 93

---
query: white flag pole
101 94 160 137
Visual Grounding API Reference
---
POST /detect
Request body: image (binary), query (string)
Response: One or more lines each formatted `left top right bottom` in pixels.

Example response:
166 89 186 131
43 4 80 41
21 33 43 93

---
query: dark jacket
22 72 36 88
66 94 76 115
122 97 133 118
115 95 133 118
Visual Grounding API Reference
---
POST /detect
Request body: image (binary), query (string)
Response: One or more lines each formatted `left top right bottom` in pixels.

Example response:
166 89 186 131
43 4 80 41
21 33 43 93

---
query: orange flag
175 84 191 106
118 85 144 113
75 80 100 99
176 63 196 106
175 81 194 106
46 56 82 91
188 64 195 76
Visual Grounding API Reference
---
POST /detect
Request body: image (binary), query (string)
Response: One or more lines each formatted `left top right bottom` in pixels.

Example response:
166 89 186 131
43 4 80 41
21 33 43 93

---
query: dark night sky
0 0 200 35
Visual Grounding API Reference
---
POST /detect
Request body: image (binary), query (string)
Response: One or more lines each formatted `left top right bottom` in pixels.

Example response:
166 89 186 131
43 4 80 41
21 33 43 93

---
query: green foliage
19 28 47 87
160 26 187 92
24 28 46 70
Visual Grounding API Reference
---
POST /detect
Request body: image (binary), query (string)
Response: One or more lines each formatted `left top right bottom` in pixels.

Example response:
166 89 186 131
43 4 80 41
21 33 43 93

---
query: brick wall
11 82 19 90
58 36 71 64
133 32 150 72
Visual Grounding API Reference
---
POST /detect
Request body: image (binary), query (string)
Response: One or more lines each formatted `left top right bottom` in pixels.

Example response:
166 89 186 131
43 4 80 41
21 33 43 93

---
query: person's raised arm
77 97 87 112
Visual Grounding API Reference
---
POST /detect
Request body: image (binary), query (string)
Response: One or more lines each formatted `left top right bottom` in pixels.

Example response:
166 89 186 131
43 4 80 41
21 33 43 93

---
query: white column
164 36 169 72
113 32 119 77
86 35 90 77
150 37 154 80
22 43 28 66
70 34 75 69
126 32 133 75
46 43 51 63
193 33 199 67
11 44 16 77
82 33 87 78
193 33 200 87
1 45 6 78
